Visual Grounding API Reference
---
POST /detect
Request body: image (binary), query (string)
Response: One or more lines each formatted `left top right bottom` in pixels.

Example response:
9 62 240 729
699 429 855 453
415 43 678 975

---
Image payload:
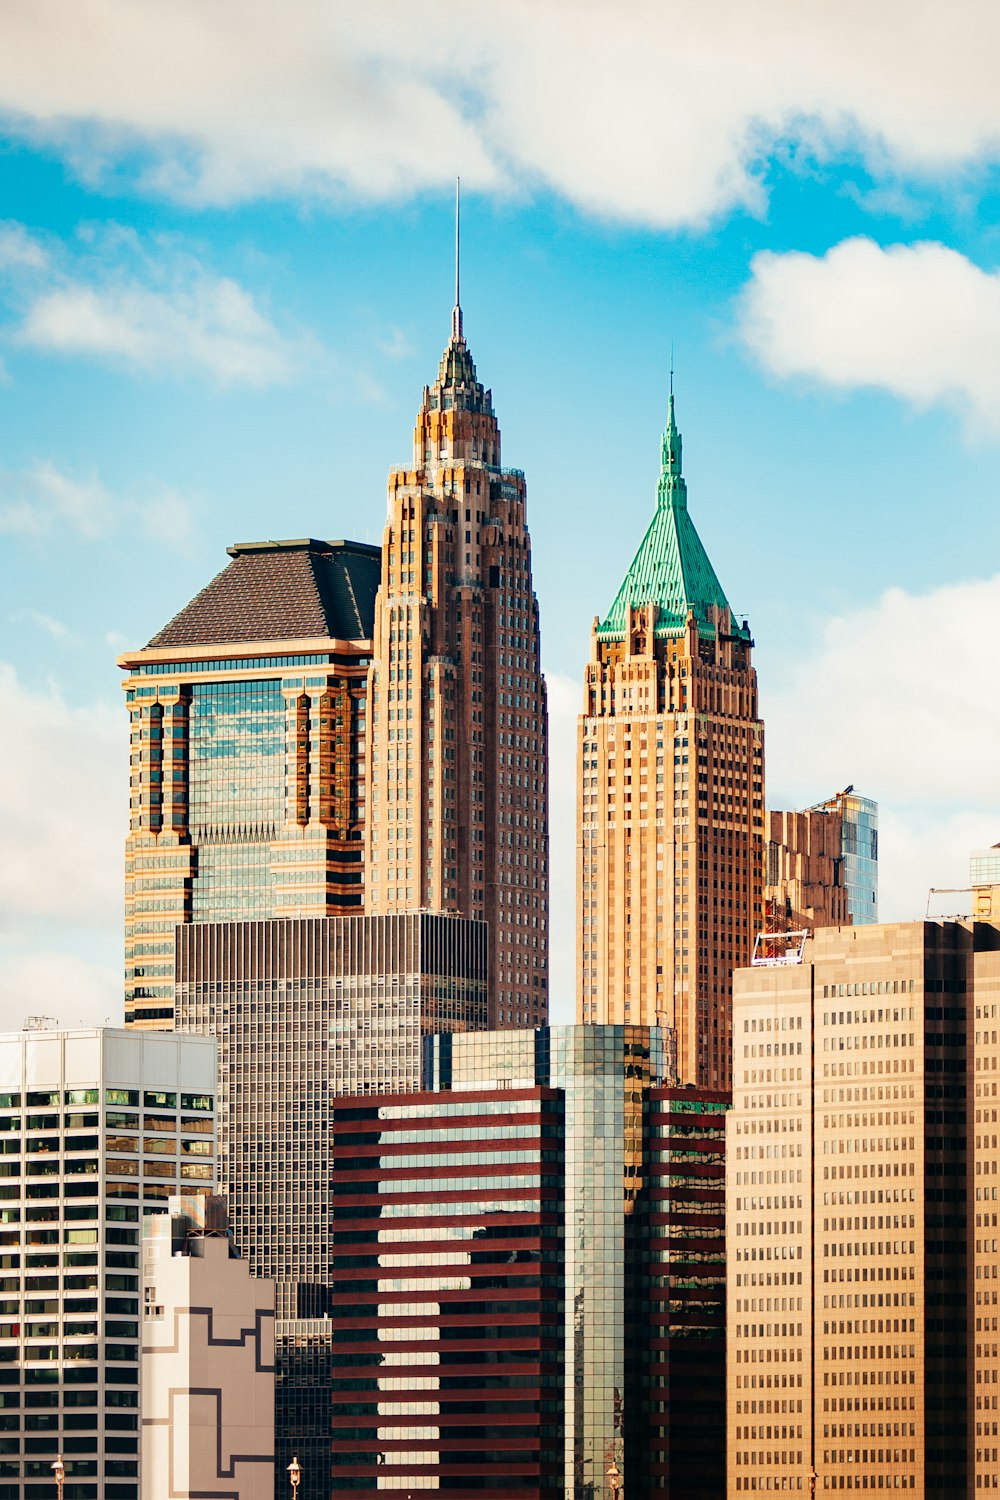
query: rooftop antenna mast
452 176 463 340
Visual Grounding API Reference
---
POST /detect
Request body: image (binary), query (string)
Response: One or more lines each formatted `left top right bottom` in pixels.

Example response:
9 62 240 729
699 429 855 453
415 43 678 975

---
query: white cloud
23 610 73 642
137 488 196 550
0 459 196 550
763 573 1000 921
739 237 1000 429
20 277 294 385
0 949 123 1031
0 220 302 386
376 327 415 362
0 221 49 271
0 2 999 223
0 663 126 932
19 268 297 387
0 460 114 537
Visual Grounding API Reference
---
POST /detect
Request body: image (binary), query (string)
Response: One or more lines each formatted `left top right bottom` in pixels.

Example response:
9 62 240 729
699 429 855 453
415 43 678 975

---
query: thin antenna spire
452 176 463 340
669 340 674 399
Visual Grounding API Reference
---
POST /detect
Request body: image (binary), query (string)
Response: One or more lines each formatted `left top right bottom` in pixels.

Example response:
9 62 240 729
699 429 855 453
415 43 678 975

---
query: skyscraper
365 290 549 1028
577 392 764 1088
118 537 380 1029
727 917 1000 1495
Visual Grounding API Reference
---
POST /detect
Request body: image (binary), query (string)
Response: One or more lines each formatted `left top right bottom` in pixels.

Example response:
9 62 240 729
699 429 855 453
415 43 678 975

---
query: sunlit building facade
140 1195 275 1500
119 537 380 1029
728 918 1000 1496
365 296 549 1028
577 393 764 1088
765 806 852 934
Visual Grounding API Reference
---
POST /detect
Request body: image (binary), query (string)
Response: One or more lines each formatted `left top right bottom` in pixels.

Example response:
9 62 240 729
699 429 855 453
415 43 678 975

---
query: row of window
0 1093 211 1113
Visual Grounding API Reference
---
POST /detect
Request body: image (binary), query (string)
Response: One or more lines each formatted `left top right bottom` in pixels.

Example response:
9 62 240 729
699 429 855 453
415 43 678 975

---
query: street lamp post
607 1459 622 1499
51 1456 65 1500
288 1456 302 1499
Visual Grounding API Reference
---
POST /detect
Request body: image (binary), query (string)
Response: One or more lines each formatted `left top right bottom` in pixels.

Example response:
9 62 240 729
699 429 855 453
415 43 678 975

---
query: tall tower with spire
576 390 763 1087
365 237 549 1029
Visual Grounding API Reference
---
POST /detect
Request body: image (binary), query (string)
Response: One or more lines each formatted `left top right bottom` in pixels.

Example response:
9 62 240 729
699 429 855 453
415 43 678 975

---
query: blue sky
2 1 1000 1024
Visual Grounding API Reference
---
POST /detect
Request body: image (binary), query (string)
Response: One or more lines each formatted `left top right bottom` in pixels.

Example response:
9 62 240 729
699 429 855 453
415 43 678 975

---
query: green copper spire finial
658 370 684 504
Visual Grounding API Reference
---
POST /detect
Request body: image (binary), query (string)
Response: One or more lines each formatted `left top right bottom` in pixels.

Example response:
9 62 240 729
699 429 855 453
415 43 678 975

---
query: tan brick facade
576 397 763 1088
365 311 548 1028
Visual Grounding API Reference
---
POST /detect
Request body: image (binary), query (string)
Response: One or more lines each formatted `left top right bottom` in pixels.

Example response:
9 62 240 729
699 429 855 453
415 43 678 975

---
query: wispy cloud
0 221 306 386
20 277 295 384
22 610 74 642
0 459 197 551
377 326 415 361
739 238 1000 431
0 460 114 538
0 3 999 225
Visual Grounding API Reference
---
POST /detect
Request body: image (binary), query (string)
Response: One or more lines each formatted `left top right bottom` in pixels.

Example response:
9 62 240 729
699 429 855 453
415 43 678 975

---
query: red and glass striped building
319 1025 727 1499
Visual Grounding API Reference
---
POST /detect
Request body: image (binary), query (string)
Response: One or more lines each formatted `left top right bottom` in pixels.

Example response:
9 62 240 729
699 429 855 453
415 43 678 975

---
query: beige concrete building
141 1196 274 1500
577 393 763 1088
365 295 548 1028
728 918 1000 1496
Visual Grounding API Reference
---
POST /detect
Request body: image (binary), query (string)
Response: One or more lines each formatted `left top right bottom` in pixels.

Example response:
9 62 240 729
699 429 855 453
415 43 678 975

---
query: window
142 1093 175 1110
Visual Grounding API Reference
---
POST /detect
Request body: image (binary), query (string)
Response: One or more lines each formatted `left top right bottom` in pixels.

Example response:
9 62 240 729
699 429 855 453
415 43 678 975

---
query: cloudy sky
2 0 999 1026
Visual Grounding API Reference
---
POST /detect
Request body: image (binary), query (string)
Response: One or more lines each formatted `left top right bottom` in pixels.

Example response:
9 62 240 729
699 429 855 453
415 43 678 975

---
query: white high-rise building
0 1026 216 1500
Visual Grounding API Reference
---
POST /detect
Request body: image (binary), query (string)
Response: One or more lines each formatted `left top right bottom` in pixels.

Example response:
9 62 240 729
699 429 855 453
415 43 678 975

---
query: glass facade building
312 1025 727 1500
119 537 380 1029
173 913 488 1314
0 1027 216 1500
806 789 879 926
839 794 878 925
971 846 1000 887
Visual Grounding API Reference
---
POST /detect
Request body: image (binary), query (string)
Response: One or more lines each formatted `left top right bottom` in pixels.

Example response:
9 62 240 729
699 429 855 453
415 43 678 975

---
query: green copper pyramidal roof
597 392 750 643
